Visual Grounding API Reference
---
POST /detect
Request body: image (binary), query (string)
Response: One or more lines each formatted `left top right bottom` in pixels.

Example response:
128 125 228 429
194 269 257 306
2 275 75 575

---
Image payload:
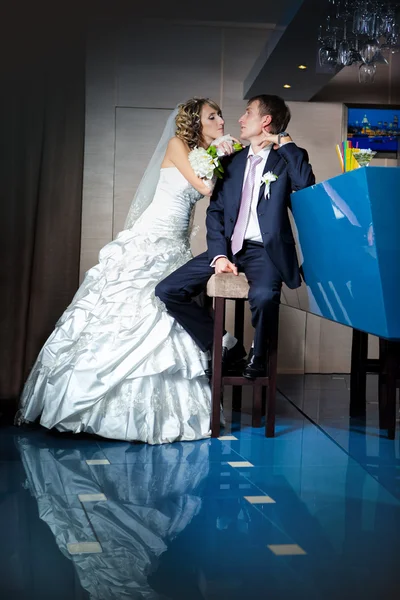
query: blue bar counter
284 167 400 340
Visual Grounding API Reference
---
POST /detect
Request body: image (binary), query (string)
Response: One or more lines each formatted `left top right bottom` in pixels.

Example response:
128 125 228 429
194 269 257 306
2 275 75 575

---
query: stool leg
385 341 397 440
266 328 278 438
232 299 245 413
350 329 368 418
378 339 388 430
211 297 225 438
252 384 262 428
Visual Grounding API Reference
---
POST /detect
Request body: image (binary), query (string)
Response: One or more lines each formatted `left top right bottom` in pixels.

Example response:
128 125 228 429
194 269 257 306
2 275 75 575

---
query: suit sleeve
277 143 315 191
206 174 228 263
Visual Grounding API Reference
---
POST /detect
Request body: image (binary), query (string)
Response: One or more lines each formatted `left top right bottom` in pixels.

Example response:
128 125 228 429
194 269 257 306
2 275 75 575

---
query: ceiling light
298 64 307 69
283 84 291 88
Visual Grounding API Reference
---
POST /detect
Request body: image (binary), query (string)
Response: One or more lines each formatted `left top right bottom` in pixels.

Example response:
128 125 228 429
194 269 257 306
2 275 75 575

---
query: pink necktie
231 154 263 255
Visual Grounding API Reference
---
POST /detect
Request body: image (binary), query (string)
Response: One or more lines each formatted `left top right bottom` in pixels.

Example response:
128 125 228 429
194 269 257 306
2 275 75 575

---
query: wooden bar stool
350 329 399 439
206 273 279 438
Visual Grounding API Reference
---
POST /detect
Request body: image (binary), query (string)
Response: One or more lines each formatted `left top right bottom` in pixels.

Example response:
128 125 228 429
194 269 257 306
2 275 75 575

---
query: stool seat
207 273 249 299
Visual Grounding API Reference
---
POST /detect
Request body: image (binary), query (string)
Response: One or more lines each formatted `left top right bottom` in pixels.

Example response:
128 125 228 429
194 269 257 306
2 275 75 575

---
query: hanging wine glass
360 38 380 63
365 11 378 38
327 29 339 65
379 23 399 55
349 36 362 65
359 62 376 83
352 5 362 35
338 21 353 65
318 18 332 66
353 1 370 36
319 44 339 67
319 20 339 67
317 0 399 82
319 44 334 66
379 7 395 37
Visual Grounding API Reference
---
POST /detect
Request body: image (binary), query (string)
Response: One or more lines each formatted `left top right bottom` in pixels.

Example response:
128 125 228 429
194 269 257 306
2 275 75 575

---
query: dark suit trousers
155 242 282 358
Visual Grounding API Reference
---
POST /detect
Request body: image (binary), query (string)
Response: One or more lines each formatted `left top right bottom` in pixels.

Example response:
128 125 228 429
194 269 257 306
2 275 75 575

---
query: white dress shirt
242 145 272 243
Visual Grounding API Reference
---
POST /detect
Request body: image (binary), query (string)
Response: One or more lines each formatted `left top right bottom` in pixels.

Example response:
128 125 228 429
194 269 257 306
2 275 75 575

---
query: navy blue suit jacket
206 143 315 289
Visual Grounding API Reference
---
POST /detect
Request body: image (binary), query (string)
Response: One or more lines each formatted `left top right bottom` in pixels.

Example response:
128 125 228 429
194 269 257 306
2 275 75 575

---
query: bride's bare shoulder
166 137 188 152
162 137 190 168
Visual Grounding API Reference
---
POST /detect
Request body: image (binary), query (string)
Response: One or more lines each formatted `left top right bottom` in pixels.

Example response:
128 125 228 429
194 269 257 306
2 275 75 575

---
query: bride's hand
212 134 242 156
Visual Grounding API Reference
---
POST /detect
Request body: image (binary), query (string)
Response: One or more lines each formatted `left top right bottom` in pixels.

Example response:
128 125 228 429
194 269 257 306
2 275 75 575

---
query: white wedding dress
17 167 212 444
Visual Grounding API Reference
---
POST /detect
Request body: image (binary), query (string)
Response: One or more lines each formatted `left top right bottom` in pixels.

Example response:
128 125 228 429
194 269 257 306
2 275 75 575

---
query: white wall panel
117 23 222 108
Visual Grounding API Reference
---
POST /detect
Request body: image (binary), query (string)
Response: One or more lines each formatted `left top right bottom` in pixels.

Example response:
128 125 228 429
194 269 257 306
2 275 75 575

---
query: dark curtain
0 6 86 409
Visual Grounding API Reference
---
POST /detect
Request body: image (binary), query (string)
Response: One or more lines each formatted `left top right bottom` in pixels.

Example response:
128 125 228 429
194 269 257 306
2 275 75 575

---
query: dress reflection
17 436 210 599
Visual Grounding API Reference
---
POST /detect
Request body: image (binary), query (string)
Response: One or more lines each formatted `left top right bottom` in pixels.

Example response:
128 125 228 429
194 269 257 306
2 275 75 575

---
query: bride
16 98 239 445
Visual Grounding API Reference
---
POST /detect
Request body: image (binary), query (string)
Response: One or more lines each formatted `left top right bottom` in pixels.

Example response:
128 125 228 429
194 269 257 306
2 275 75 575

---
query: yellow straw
335 144 344 172
345 147 352 172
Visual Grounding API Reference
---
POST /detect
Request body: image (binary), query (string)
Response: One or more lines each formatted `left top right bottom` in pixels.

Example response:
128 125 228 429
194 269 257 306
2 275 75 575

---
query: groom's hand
215 257 238 276
259 128 293 150
258 130 280 150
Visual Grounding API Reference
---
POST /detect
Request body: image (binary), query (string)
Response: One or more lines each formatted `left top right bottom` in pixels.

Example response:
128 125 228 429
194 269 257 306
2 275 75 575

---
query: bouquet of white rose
188 147 218 180
188 136 242 180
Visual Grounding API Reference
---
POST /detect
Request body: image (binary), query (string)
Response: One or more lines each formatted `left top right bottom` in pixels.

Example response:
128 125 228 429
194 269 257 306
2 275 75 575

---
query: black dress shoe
222 342 247 374
242 349 267 379
206 342 247 378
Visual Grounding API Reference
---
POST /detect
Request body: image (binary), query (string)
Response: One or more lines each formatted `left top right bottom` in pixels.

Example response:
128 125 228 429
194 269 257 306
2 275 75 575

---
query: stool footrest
222 376 269 386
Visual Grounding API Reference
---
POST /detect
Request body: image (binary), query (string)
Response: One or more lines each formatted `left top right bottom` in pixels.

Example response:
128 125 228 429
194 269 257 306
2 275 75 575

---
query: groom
156 94 315 378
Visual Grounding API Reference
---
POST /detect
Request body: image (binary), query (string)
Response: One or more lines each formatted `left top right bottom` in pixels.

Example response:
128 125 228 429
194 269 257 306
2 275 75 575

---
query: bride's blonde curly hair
175 97 221 149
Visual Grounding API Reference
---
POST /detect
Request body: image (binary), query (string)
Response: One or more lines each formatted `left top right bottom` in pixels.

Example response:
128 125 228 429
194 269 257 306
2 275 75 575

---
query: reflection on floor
0 374 399 599
278 373 400 502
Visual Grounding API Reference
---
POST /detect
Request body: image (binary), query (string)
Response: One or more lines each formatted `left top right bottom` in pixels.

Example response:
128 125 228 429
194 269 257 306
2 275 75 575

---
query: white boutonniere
260 171 278 198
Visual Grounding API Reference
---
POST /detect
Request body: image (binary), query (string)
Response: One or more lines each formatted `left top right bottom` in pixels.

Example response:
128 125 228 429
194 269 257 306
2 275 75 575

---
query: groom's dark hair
248 94 291 134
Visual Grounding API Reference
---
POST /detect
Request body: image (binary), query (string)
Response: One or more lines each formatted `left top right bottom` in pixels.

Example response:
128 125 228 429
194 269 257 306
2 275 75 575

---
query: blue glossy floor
1 374 399 599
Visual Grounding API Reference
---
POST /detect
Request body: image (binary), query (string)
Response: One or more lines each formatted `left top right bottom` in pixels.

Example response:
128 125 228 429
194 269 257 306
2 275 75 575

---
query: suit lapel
258 148 281 203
